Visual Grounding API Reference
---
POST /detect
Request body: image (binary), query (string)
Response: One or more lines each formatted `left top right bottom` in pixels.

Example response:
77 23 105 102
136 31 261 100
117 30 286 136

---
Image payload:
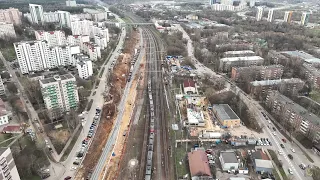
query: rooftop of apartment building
302 63 320 75
233 64 284 71
281 50 320 64
40 73 74 84
250 78 304 86
212 104 239 120
267 90 320 125
220 56 264 62
14 40 47 45
224 50 255 55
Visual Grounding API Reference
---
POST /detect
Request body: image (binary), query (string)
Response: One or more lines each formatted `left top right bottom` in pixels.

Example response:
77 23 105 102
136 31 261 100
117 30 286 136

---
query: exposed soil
75 30 140 179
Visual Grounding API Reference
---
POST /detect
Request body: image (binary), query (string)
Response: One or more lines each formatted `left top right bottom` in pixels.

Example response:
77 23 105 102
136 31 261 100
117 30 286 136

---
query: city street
60 13 127 179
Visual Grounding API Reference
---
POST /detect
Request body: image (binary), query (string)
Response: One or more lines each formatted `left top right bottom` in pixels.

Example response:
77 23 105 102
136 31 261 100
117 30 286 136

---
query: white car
278 150 283 155
268 120 271 124
70 166 77 171
288 168 293 174
45 140 49 145
272 132 276 136
291 148 295 153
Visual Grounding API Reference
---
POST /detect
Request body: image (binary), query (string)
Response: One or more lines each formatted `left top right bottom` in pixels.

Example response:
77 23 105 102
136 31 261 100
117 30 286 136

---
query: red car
64 176 71 180
282 139 286 143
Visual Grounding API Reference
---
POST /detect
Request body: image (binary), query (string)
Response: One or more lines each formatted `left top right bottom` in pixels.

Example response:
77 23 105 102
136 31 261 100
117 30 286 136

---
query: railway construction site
116 28 173 180
74 29 141 180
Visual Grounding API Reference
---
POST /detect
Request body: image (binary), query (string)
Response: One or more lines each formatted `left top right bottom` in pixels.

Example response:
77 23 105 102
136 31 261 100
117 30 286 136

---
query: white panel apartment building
0 23 16 38
57 11 71 27
40 74 79 113
74 54 93 79
14 40 80 74
0 77 5 96
0 147 21 180
71 19 93 36
82 42 101 61
35 30 66 47
29 4 44 24
43 12 59 23
67 35 90 51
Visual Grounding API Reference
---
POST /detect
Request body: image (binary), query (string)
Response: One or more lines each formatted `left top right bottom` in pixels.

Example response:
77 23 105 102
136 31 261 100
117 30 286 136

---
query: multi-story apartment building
57 11 71 27
267 9 274 22
43 12 59 23
92 26 109 42
83 8 108 22
29 4 44 24
249 78 305 98
35 30 66 47
66 0 77 7
219 56 264 72
14 40 80 74
265 90 320 143
231 65 284 81
94 35 107 50
67 35 90 51
284 11 293 23
71 19 93 36
74 54 93 79
0 147 21 180
82 42 101 61
301 63 320 89
0 23 16 38
301 12 311 26
0 77 5 96
0 8 22 25
223 50 255 58
256 7 263 21
40 74 79 116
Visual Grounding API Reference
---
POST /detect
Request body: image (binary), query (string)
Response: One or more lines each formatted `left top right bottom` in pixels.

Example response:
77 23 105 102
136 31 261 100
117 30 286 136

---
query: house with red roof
183 79 197 94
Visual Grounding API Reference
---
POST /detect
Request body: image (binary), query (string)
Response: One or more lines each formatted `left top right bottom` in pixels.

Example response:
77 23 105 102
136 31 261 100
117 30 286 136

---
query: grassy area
272 169 281 180
1 47 16 62
309 90 320 103
268 149 288 180
60 126 82 161
175 145 189 178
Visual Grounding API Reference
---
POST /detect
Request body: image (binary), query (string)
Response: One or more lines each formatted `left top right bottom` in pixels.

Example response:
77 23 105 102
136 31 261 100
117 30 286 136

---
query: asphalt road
59 14 127 180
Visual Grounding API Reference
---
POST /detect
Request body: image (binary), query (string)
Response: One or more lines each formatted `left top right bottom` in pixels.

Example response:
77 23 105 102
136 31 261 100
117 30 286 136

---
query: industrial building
249 78 304 97
183 79 197 94
40 74 79 118
265 91 320 143
252 150 273 173
219 151 239 171
212 104 240 128
231 65 284 81
188 150 212 179
219 56 264 72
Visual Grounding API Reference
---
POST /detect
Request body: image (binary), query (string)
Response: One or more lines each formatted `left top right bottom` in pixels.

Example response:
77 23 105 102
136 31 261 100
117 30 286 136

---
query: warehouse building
252 150 273 173
212 104 240 128
188 150 212 179
219 150 239 171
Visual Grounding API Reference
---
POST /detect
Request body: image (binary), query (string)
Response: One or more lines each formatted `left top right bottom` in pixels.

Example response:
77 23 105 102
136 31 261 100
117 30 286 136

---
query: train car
150 132 155 139
145 166 152 176
147 151 153 166
148 144 153 151
149 94 152 100
150 118 154 124
150 123 154 130
149 137 154 145
150 127 154 133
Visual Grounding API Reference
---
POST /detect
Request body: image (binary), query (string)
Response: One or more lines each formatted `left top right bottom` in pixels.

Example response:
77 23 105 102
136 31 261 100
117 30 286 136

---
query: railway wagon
149 137 154 145
145 166 152 175
149 132 154 139
150 117 154 124
150 127 154 133
147 151 153 165
148 144 153 151
150 123 154 130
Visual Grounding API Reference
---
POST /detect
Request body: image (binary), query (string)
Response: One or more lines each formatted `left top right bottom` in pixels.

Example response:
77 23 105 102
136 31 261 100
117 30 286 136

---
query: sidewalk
265 149 284 180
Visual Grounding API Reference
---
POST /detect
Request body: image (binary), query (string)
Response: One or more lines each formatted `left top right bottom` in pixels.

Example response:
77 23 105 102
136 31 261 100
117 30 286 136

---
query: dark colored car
64 176 71 180
280 144 285 148
272 127 276 131
288 154 293 160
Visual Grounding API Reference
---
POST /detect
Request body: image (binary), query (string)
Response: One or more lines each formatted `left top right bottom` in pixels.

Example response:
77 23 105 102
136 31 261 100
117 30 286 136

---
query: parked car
64 176 71 180
288 154 293 160
282 138 287 143
280 144 285 148
291 148 295 153
272 127 276 131
299 163 306 170
288 168 293 174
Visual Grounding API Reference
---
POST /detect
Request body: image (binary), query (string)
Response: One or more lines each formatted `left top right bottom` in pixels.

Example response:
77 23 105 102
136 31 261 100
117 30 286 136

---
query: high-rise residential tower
29 4 44 24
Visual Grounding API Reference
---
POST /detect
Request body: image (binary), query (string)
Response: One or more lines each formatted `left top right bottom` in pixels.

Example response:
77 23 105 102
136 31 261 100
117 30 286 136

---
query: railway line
142 28 170 180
